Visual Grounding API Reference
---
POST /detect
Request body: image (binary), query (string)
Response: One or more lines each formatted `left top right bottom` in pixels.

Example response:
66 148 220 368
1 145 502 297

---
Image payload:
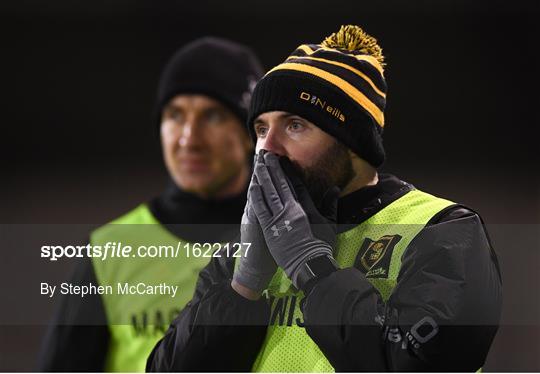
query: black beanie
156 37 264 126
248 25 387 167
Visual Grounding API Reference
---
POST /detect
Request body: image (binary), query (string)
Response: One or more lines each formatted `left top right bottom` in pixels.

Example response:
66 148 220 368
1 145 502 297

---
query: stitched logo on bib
354 234 402 278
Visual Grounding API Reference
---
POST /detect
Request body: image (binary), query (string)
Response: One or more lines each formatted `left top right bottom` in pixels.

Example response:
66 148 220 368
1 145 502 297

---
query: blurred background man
38 37 264 372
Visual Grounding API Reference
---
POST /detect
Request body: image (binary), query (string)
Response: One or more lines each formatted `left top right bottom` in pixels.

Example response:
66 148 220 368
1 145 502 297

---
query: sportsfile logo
299 92 346 122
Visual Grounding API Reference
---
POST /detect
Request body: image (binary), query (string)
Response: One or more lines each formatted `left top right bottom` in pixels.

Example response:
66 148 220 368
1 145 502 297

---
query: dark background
1 0 539 371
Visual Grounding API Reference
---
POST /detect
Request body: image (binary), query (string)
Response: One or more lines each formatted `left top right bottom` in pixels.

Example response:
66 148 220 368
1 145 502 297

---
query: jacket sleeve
146 252 270 372
303 207 503 371
37 257 110 372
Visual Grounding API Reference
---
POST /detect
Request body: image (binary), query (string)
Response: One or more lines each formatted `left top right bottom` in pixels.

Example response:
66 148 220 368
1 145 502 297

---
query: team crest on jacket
354 235 402 278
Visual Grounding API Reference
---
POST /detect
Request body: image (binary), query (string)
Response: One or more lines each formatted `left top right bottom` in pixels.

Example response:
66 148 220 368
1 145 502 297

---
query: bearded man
147 26 502 372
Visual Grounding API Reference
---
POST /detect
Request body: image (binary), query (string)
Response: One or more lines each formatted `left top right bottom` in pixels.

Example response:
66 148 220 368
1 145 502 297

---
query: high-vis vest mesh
252 189 455 372
91 204 210 372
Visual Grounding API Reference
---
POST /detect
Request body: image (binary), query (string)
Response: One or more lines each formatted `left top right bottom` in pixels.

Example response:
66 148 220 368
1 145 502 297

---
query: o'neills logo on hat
299 91 345 122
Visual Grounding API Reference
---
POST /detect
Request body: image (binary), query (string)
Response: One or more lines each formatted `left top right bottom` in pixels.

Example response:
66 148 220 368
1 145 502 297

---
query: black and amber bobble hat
248 25 387 167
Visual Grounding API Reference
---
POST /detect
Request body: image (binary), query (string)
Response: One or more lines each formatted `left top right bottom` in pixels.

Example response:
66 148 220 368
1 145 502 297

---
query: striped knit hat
248 25 387 167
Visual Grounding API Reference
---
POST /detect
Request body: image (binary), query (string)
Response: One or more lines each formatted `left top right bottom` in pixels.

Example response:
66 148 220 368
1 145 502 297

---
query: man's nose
256 129 286 156
179 119 203 148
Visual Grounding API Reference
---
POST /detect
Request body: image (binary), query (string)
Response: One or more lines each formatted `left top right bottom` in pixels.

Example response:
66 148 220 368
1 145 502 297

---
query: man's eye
288 121 304 132
255 125 268 137
168 109 184 122
205 110 226 124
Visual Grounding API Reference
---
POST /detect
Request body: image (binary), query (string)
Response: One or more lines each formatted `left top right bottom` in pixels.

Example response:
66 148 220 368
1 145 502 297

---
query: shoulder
426 203 484 226
383 173 482 225
108 203 156 224
90 203 156 241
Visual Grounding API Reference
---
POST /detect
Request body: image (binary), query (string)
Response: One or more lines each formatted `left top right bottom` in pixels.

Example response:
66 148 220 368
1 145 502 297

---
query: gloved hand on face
235 150 339 290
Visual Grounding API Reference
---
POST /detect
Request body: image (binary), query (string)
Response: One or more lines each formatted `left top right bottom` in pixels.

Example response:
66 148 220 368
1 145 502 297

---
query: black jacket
147 174 503 372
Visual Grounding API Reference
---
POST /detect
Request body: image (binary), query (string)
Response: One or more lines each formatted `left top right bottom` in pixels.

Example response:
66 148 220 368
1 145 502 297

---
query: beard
290 140 354 207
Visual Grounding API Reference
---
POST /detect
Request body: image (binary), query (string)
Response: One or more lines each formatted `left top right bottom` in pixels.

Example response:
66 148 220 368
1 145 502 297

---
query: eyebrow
255 112 302 124
163 103 183 113
279 113 300 120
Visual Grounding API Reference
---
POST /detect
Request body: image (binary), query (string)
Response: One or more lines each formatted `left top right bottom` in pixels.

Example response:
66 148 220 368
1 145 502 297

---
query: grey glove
278 156 340 249
232 155 278 293
249 151 339 288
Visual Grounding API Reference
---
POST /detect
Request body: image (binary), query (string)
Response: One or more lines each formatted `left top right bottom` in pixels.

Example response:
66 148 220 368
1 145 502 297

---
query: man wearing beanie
39 37 264 372
148 26 502 372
